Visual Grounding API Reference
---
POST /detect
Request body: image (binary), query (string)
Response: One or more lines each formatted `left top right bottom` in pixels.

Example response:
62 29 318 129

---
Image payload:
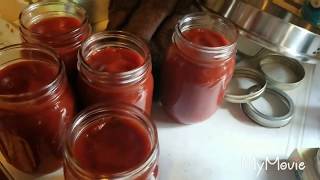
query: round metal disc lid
241 86 294 128
225 67 267 103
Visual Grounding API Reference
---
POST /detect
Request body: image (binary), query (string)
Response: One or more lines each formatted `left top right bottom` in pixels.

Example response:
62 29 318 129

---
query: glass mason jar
63 103 159 180
77 31 154 115
19 1 91 80
0 44 75 176
160 13 238 124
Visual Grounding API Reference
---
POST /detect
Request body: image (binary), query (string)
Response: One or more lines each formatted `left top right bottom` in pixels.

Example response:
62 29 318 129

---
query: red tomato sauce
87 47 145 73
0 60 75 175
72 117 151 175
78 47 153 114
0 60 57 94
29 16 88 78
183 28 229 47
30 17 81 36
161 28 235 124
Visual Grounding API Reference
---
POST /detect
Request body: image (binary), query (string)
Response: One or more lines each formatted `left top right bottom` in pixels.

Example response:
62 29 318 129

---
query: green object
302 1 320 27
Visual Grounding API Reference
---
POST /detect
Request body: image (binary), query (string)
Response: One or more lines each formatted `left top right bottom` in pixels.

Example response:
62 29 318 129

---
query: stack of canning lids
225 52 305 128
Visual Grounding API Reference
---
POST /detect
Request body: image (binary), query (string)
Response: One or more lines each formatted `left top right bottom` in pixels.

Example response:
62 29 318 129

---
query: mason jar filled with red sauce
19 1 91 79
77 31 154 115
161 13 238 124
63 103 159 180
0 44 75 176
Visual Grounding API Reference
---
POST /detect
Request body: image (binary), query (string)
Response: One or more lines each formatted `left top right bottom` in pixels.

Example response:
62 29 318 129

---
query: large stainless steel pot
198 0 320 62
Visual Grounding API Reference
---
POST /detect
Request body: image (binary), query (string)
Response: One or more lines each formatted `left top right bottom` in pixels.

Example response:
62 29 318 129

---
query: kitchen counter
1 61 319 180
155 62 319 180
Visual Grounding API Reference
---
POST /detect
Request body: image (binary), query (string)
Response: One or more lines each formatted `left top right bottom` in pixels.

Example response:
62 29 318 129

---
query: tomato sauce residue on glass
72 116 152 174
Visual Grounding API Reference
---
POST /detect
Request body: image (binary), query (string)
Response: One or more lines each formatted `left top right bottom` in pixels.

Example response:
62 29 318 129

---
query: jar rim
176 12 239 52
0 43 64 102
64 103 159 179
19 1 89 38
78 31 152 85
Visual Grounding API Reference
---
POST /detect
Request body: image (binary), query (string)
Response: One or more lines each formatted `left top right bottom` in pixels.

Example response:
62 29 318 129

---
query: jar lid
225 67 267 103
258 54 305 90
240 86 294 128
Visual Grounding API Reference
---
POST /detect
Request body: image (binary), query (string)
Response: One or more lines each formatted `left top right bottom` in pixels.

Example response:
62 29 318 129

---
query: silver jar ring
241 86 294 128
258 54 305 90
225 67 267 103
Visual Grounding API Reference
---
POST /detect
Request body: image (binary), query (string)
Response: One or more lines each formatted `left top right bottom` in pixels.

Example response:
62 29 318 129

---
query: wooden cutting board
0 18 21 48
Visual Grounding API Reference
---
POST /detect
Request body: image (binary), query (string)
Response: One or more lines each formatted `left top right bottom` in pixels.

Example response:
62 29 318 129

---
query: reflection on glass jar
63 103 159 180
160 12 238 124
77 31 153 115
0 44 75 176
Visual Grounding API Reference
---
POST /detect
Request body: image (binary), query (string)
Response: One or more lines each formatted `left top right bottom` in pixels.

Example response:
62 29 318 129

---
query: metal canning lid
258 54 305 90
241 86 294 128
225 67 267 103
